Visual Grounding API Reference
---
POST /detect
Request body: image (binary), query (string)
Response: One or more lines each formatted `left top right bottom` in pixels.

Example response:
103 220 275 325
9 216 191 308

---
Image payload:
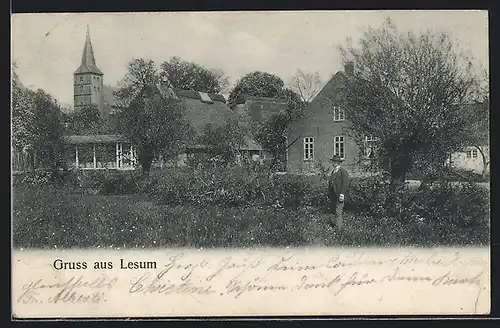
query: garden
12 166 490 249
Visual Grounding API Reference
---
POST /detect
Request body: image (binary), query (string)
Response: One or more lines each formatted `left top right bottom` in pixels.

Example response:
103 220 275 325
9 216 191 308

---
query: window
80 77 83 82
334 136 345 159
467 149 478 159
303 137 314 161
364 135 379 159
333 105 346 121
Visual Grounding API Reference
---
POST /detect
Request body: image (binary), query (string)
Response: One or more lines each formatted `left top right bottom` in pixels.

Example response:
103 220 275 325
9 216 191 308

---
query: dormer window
198 92 214 104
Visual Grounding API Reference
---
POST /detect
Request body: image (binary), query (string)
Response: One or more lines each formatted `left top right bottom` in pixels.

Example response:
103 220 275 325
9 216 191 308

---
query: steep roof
180 94 232 135
233 95 288 122
74 26 103 75
298 71 349 121
143 86 263 151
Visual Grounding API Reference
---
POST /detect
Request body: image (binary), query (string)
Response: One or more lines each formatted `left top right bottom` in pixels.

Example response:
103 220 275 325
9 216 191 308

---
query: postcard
11 10 490 318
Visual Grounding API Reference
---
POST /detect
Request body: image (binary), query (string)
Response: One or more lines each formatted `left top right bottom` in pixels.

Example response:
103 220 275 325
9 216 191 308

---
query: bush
403 181 490 227
13 170 73 187
84 170 143 195
139 167 327 209
344 175 390 215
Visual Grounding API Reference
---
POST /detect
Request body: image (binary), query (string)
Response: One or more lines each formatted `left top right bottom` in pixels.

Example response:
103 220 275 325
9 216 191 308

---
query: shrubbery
139 167 326 209
78 170 142 195
13 169 143 195
12 166 490 247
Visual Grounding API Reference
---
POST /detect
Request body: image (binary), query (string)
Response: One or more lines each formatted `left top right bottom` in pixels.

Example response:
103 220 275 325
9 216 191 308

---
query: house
286 62 490 177
448 145 490 175
166 88 264 167
286 62 361 174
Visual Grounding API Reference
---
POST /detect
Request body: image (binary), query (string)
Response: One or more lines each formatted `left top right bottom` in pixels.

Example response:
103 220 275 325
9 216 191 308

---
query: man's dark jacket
328 167 350 197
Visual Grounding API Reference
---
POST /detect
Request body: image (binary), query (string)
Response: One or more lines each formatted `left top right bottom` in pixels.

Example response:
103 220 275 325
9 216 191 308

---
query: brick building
286 62 363 174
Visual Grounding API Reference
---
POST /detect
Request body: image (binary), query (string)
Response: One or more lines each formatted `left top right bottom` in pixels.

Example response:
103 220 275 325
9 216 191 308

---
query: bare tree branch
288 69 323 102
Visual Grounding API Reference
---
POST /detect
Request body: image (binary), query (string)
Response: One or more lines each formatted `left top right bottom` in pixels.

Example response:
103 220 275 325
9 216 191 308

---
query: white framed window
364 135 379 159
303 137 314 161
333 105 346 121
334 136 345 159
467 149 478 159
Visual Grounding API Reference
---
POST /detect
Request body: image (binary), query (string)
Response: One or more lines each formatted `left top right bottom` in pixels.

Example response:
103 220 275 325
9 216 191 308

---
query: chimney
344 61 354 76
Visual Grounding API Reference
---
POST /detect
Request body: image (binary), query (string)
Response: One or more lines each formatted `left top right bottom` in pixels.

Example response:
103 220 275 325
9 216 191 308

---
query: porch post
93 144 97 169
130 145 134 167
116 142 119 168
75 145 79 168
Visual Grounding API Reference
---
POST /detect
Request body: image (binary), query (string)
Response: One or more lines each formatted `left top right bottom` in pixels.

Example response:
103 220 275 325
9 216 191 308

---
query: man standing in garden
328 154 350 230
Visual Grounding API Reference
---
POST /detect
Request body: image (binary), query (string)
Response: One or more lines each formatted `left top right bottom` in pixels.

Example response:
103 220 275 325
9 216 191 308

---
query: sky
12 10 488 107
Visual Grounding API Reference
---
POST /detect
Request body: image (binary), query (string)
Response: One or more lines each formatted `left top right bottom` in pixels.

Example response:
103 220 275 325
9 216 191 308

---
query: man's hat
330 154 343 162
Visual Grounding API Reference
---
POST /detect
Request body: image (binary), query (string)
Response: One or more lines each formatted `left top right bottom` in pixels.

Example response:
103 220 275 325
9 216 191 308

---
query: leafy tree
160 56 229 93
338 18 483 211
113 58 160 108
229 71 306 170
12 65 35 153
31 90 66 172
228 71 286 107
66 104 101 135
196 114 248 167
288 69 323 102
12 65 66 174
117 84 194 174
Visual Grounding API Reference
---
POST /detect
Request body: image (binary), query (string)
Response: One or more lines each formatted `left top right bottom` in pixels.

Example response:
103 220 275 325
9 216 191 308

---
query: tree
196 114 248 167
113 58 160 108
66 104 101 135
470 70 490 178
117 84 194 174
159 57 229 93
338 18 482 211
228 71 285 107
12 64 35 153
12 65 65 174
288 69 323 102
228 71 306 170
31 90 66 172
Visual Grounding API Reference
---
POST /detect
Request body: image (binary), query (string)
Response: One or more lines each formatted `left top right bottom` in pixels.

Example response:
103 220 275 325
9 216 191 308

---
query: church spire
74 25 103 75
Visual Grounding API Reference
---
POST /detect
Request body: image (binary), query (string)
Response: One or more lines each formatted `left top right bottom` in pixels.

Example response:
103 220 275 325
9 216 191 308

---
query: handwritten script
12 248 490 317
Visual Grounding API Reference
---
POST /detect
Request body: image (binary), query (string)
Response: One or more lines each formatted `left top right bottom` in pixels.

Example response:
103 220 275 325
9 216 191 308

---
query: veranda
64 135 137 170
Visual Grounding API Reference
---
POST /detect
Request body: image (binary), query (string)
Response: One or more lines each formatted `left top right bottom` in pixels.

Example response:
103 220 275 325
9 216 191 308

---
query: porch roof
63 134 128 145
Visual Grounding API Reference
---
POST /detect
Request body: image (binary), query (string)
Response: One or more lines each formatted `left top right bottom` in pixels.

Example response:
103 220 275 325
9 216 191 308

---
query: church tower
73 26 104 116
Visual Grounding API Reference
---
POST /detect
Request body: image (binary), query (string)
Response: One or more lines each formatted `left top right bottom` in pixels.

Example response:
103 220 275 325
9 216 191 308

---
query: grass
12 182 490 249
